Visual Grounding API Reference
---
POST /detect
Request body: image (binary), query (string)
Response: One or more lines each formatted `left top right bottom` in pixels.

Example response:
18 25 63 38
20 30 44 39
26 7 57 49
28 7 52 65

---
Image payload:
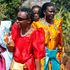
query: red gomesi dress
11 22 45 70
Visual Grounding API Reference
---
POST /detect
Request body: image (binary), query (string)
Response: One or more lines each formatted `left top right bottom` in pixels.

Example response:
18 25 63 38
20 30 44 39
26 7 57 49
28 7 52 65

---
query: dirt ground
61 55 70 70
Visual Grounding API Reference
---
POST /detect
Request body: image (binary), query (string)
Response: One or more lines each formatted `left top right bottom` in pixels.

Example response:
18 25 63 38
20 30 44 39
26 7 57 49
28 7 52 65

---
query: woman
32 2 63 70
32 5 41 22
31 5 45 31
10 7 45 70
31 5 45 70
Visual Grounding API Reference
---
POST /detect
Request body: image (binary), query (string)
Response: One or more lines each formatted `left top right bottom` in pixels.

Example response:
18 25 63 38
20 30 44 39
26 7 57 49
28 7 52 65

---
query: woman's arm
35 59 41 70
32 28 45 70
4 34 14 52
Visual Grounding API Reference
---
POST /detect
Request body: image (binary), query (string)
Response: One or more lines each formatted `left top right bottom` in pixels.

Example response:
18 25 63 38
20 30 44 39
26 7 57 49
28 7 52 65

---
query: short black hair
32 5 41 10
17 6 34 23
41 2 55 18
32 5 41 18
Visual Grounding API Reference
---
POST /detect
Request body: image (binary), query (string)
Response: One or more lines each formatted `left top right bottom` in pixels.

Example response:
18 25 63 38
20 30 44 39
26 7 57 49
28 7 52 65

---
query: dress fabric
0 53 6 70
32 18 63 70
11 22 45 70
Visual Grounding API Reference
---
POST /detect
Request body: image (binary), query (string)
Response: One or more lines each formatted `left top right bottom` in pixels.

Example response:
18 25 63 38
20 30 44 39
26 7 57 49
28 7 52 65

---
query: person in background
31 5 43 29
32 2 63 70
0 21 13 70
41 2 63 70
31 5 45 70
9 6 45 70
32 5 41 22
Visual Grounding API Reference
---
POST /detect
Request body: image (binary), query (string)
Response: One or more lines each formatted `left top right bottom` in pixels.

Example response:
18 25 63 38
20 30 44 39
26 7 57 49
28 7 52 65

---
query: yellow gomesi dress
32 18 63 70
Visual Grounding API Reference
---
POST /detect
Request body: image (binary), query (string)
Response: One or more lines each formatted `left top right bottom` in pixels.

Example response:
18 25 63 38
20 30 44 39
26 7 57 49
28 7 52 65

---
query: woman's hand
4 33 14 52
6 39 14 52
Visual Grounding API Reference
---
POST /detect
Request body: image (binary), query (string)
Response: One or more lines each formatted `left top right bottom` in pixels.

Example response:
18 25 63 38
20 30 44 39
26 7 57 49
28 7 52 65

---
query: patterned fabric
11 22 45 70
32 18 63 70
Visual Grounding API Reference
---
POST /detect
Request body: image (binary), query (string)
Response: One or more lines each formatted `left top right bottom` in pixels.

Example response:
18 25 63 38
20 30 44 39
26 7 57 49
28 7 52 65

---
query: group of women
0 2 63 70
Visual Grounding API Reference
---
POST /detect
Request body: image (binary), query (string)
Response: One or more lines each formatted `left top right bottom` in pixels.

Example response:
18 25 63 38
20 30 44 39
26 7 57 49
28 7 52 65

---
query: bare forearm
35 59 41 70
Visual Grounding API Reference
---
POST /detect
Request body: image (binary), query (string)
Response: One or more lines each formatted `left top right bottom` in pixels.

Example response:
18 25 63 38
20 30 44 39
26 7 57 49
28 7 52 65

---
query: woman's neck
21 25 31 35
46 18 53 24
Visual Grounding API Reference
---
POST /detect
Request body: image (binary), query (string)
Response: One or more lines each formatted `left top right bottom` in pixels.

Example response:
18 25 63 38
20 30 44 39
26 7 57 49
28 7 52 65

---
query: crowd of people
0 2 64 70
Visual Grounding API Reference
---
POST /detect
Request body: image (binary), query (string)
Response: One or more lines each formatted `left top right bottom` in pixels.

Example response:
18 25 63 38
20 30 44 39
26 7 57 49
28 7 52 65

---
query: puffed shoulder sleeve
31 28 45 59
11 22 19 42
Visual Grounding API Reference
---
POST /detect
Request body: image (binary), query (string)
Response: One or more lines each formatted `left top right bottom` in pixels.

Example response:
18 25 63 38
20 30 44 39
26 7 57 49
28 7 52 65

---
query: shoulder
32 21 43 28
12 22 20 31
12 22 18 28
54 18 63 27
32 28 44 36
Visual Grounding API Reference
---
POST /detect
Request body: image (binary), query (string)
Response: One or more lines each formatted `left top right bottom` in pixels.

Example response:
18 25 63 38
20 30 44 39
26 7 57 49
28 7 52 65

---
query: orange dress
32 18 63 70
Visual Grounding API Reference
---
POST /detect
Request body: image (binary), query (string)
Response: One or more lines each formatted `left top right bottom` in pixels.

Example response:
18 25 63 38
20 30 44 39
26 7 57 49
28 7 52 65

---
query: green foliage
52 0 70 11
0 3 7 20
54 7 64 19
0 0 21 21
6 0 21 21
63 12 70 46
52 0 70 54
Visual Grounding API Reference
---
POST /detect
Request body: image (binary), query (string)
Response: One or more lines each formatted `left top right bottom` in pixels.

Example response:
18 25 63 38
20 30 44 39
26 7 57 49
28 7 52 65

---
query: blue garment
44 48 60 70
0 27 9 49
0 21 13 70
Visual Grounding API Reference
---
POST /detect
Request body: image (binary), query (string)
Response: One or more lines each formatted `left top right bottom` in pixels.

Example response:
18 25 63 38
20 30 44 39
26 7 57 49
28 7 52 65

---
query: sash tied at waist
44 48 60 70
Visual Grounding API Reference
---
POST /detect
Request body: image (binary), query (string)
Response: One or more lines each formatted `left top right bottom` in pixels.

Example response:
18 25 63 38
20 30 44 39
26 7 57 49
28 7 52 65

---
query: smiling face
44 6 55 20
16 11 31 28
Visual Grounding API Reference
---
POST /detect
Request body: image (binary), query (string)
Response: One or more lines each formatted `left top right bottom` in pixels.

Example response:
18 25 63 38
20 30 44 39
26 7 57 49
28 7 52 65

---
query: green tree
0 0 21 21
52 0 70 11
52 0 70 55
0 3 7 20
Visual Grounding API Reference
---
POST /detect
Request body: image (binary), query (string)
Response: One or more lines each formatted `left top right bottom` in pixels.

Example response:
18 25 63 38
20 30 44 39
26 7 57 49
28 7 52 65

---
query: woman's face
32 7 40 21
16 11 30 27
45 6 55 20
